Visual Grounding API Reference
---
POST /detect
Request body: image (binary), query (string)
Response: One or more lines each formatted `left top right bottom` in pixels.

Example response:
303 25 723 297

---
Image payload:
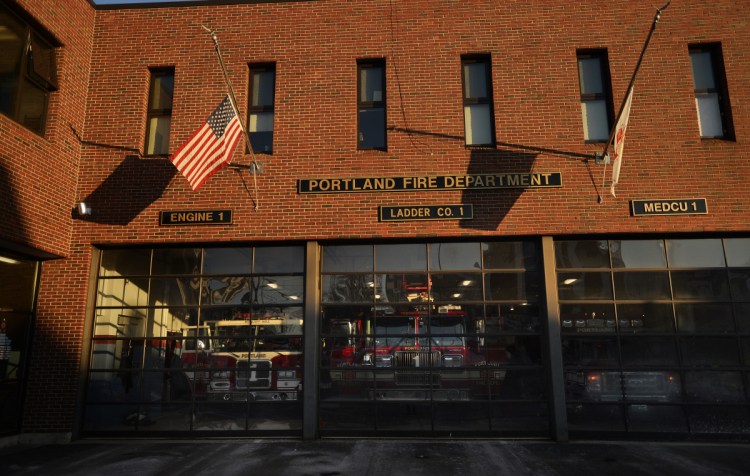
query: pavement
1 439 750 476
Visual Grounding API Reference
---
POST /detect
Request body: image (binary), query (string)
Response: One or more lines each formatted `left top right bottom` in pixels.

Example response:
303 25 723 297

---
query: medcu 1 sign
631 199 708 216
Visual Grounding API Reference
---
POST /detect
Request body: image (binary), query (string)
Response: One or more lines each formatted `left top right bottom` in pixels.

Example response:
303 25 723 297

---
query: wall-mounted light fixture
77 201 92 216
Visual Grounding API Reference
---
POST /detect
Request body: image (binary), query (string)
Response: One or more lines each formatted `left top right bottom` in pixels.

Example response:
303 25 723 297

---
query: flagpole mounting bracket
229 161 264 174
594 152 610 165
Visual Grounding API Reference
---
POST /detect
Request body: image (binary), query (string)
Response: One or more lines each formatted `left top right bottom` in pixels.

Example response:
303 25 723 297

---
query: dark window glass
613 272 671 300
562 337 619 366
429 242 481 271
254 246 304 273
680 337 740 366
620 337 678 366
248 63 275 153
671 270 730 300
485 272 542 301
667 239 726 268
252 276 303 305
557 272 613 300
0 4 57 135
100 249 152 277
736 303 750 332
152 248 201 275
610 240 667 268
689 44 734 139
202 277 250 305
616 303 674 333
144 68 174 156
729 270 750 301
462 56 495 146
483 242 538 270
149 278 200 307
555 240 610 268
430 273 482 301
684 371 745 402
322 246 373 273
485 304 542 333
357 60 385 150
560 303 616 333
577 50 613 142
375 244 426 272
725 238 750 267
567 404 625 432
627 405 687 433
321 274 374 303
688 406 750 434
675 303 735 333
202 248 252 275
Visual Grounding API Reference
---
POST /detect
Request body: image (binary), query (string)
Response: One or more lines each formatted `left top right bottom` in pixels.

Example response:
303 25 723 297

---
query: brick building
1 0 749 442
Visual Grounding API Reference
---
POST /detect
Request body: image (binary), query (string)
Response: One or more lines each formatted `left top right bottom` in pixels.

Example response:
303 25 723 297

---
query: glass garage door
83 246 305 436
556 238 750 437
319 241 550 437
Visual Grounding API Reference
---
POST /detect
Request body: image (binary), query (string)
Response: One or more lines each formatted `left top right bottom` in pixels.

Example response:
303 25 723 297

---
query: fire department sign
380 205 473 221
298 172 562 193
160 210 233 226
631 199 708 216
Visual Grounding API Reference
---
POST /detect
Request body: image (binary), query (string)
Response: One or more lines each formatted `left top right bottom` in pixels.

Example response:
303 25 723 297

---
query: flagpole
597 1 670 203
202 25 260 210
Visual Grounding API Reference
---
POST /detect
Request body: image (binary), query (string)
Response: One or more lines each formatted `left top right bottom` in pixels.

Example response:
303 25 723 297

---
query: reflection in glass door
0 253 38 436
319 241 550 436
83 246 305 436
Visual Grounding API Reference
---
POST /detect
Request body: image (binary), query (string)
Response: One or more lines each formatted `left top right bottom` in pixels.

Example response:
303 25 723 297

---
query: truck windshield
214 321 302 352
372 315 466 347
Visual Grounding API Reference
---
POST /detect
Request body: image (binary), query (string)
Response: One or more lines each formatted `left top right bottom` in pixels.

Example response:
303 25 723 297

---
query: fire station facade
1 0 749 442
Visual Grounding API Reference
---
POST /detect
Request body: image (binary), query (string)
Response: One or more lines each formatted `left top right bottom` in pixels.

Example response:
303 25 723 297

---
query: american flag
170 96 243 190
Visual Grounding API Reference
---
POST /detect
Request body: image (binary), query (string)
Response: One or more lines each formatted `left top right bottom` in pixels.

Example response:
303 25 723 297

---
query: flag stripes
170 96 243 191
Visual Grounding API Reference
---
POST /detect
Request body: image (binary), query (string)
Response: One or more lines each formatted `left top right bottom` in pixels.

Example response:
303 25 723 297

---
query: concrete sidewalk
1 439 749 475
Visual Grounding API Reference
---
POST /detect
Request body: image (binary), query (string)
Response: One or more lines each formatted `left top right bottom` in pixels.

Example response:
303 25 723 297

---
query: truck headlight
442 355 463 368
362 353 374 365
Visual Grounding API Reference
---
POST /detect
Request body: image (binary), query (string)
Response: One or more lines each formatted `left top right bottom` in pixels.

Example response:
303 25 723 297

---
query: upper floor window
248 63 275 153
144 68 174 156
357 59 386 150
0 3 58 136
689 44 734 139
461 55 495 146
577 50 613 142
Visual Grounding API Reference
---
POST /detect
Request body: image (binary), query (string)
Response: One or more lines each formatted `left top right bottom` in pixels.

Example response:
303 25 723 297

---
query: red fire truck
326 305 506 401
181 314 303 401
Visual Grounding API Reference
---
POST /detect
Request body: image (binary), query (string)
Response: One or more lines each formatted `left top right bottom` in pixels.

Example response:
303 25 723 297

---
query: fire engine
181 314 303 401
326 305 507 401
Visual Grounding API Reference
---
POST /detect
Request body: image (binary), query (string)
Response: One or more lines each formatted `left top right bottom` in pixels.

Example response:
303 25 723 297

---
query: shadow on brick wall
0 158 28 243
459 147 539 231
77 155 176 225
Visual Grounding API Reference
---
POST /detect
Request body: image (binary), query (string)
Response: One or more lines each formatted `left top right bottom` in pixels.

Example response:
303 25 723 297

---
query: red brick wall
14 0 750 432
76 0 749 244
0 0 96 433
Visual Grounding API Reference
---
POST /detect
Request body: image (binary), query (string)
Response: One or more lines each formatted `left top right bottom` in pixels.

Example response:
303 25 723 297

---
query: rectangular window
689 44 733 139
248 63 275 153
144 68 174 156
0 3 58 135
357 59 386 150
461 55 495 146
577 50 613 142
